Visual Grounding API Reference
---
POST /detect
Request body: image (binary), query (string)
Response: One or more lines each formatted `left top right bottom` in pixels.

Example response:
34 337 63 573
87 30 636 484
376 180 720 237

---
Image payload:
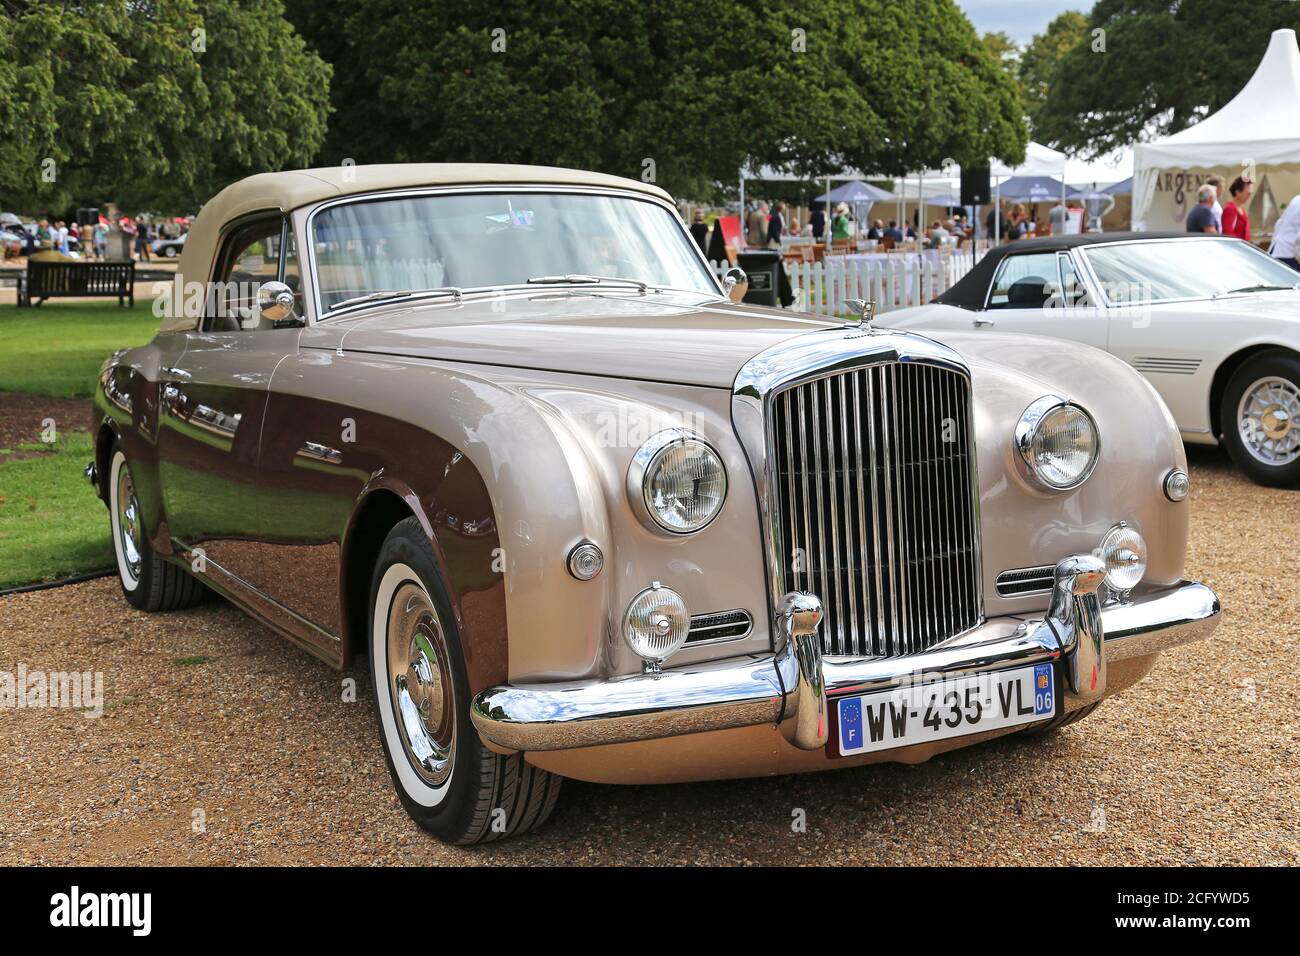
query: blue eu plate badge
1033 663 1054 716
839 697 864 753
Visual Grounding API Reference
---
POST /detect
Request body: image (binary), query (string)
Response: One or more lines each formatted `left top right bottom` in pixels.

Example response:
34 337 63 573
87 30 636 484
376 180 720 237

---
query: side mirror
257 280 301 327
723 266 749 304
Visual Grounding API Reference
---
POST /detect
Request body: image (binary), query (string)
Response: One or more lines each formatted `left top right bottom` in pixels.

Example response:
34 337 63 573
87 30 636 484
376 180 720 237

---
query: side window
206 215 289 332
987 252 1059 310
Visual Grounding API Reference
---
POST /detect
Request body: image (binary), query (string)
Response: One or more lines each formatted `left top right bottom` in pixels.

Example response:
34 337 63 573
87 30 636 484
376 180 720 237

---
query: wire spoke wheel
1237 375 1300 466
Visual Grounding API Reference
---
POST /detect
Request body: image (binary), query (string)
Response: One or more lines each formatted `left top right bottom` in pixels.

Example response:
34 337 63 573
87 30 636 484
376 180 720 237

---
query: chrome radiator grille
770 360 982 657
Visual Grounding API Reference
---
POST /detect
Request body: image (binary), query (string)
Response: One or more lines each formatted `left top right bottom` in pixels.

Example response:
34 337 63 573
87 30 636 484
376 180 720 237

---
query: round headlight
1015 397 1099 490
1096 523 1147 594
629 429 727 534
623 583 690 663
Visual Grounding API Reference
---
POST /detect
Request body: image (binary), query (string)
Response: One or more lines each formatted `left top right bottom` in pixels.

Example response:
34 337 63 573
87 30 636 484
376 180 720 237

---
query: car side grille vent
995 565 1055 597
686 609 753 644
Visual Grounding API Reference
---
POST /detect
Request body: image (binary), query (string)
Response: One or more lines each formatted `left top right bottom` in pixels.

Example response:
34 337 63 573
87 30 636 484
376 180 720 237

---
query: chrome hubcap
386 582 454 786
116 466 143 581
1238 376 1300 466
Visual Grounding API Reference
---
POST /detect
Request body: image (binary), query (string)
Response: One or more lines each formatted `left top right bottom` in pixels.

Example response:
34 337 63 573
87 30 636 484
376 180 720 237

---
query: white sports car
878 233 1300 486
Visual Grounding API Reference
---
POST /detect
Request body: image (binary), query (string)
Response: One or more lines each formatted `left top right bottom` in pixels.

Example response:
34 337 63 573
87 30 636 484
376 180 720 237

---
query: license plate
831 663 1056 757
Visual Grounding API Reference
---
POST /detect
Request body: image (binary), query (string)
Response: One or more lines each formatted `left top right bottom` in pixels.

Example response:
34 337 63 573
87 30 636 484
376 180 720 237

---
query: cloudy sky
956 0 1086 44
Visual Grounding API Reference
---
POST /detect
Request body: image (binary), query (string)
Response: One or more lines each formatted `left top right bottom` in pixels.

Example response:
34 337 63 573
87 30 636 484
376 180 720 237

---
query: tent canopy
996 176 1080 202
1134 29 1300 227
1102 177 1133 196
816 179 895 204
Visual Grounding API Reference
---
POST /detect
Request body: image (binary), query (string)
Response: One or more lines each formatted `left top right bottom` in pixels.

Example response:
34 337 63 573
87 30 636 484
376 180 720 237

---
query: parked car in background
152 232 186 257
90 165 1220 845
879 233 1300 486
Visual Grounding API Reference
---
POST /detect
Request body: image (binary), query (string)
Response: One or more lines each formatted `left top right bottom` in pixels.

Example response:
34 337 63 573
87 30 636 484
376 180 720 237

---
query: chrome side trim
469 575 1220 754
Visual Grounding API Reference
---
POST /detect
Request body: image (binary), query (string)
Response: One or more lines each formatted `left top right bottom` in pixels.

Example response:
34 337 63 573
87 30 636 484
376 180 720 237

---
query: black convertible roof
935 232 1195 310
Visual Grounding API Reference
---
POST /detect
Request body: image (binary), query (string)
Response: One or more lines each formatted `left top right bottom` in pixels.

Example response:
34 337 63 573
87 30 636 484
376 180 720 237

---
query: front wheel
368 517 560 844
108 444 207 611
1220 351 1300 487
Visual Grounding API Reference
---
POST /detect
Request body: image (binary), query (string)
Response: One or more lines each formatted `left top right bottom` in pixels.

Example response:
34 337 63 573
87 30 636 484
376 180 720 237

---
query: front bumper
470 557 1220 754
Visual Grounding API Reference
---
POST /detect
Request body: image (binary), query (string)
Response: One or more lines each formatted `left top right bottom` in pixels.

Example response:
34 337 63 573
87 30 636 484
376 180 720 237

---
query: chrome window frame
732 327 986 657
301 184 724 322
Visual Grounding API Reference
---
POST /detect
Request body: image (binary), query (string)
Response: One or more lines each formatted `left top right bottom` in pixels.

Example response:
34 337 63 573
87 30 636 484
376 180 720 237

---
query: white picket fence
712 252 978 317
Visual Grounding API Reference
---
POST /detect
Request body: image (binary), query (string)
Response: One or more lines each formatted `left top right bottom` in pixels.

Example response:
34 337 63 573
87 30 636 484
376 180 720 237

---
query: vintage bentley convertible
90 165 1220 845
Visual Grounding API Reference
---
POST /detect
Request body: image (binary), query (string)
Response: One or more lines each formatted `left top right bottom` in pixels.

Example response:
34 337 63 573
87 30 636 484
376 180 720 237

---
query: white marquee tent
1133 28 1300 231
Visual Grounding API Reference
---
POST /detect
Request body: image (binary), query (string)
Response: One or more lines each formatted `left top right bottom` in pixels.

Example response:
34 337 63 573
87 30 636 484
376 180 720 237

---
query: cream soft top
163 163 674 331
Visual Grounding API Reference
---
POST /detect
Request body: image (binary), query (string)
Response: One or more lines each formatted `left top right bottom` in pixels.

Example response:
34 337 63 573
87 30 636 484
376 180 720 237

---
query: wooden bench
20 260 135 307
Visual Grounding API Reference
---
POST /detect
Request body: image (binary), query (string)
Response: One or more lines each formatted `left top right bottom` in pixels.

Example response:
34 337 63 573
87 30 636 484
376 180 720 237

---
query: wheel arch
337 466 509 695
1209 344 1300 438
93 417 121 504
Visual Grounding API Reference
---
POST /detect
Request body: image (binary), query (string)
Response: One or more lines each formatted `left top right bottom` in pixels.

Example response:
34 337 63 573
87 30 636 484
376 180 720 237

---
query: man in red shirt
1221 176 1254 241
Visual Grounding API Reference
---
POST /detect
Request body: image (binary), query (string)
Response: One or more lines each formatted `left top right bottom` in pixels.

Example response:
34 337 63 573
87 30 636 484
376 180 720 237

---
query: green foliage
287 0 1028 199
0 430 112 588
1036 0 1300 157
0 0 331 213
0 301 158 398
1019 11 1088 133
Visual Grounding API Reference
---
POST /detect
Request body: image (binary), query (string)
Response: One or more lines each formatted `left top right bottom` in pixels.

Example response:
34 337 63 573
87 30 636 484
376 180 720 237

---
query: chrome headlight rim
1014 395 1100 492
627 427 728 535
1096 521 1148 597
622 581 690 665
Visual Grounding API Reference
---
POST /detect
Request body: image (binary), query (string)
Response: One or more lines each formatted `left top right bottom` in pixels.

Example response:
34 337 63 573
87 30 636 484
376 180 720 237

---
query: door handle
972 318 995 328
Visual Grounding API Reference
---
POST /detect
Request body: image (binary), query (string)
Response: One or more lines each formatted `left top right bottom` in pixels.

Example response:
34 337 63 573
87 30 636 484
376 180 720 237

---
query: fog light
624 582 689 671
1163 468 1190 502
566 541 604 580
1096 523 1147 596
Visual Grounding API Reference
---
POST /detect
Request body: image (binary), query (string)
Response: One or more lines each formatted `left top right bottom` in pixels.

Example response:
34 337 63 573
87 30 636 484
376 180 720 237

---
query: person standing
809 205 826 242
1268 195 1300 271
54 220 69 254
746 201 768 247
1221 176 1253 241
1185 184 1218 233
766 201 786 249
93 220 109 260
830 203 852 241
1205 175 1225 231
135 220 152 261
689 210 709 255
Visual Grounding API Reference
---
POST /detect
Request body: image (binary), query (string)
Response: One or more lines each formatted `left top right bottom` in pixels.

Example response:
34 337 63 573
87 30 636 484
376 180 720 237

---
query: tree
0 0 331 213
285 0 1028 200
1018 11 1087 134
981 30 1021 77
1035 0 1300 157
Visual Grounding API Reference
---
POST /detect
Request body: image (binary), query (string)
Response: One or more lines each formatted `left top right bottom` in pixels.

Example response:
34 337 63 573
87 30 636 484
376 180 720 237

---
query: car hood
301 289 837 388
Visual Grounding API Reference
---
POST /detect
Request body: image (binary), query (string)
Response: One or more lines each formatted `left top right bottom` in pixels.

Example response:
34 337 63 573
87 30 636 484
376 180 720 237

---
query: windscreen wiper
1216 284 1299 297
525 274 649 293
330 287 463 311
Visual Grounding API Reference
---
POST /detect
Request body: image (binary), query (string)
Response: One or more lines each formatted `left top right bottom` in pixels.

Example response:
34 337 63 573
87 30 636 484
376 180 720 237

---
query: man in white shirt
1268 194 1300 271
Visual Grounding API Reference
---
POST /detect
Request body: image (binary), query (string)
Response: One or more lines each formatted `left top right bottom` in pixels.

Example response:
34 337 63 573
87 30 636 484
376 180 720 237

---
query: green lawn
0 431 112 589
0 301 158 398
0 301 157 587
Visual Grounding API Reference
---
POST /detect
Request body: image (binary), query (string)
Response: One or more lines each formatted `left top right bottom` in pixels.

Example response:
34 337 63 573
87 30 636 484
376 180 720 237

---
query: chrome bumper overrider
470 556 1221 754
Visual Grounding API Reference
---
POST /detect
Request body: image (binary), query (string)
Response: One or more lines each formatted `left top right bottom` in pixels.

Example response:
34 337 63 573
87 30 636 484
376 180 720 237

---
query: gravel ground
0 445 1295 866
